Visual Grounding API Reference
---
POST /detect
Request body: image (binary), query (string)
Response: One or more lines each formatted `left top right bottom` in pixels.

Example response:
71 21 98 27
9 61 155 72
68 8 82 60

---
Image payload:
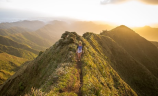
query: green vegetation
1 25 158 96
0 28 42 85
0 27 30 36
6 32 52 51
0 53 27 85
0 44 37 60
81 33 136 96
0 31 137 96
0 35 38 54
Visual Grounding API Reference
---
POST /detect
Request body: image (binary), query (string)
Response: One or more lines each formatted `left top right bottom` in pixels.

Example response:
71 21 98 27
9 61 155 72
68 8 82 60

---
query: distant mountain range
0 20 45 31
0 21 47 85
0 25 158 96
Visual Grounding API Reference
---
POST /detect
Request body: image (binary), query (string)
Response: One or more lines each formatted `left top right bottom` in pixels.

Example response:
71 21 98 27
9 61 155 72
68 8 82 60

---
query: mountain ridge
105 25 158 78
1 26 158 96
0 31 137 96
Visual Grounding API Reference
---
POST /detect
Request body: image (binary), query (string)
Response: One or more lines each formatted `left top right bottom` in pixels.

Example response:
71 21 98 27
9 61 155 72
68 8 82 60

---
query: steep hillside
0 35 38 85
6 32 52 51
0 35 38 54
0 27 30 36
151 41 158 48
0 25 53 51
0 53 27 85
105 25 158 78
0 32 137 96
134 26 158 41
1 27 158 96
0 35 37 85
92 31 158 96
0 44 37 59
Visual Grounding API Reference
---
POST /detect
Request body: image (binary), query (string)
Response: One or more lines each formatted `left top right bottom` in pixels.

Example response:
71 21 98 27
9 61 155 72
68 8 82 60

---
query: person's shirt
78 45 82 51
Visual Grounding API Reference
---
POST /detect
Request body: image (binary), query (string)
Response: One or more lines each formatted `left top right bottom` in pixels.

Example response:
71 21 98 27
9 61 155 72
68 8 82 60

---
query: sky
0 0 158 27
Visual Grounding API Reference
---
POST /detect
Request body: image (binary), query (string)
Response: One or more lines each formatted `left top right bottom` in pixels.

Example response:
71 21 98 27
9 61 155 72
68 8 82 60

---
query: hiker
76 41 83 61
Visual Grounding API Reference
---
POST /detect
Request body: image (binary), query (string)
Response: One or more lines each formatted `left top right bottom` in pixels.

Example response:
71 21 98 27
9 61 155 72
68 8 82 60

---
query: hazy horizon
1 0 158 27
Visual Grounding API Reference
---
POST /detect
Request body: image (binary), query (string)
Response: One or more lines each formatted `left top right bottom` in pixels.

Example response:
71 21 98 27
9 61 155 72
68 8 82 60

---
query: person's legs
79 53 82 60
76 52 78 61
77 52 80 60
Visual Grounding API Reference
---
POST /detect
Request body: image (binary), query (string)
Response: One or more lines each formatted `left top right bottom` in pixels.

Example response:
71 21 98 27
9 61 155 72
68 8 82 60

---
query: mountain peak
118 25 128 28
109 25 138 37
112 25 133 32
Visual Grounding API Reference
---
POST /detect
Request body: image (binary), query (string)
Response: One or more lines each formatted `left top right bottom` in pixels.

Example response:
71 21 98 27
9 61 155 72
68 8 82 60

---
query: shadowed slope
106 25 158 78
81 33 137 96
151 41 158 48
100 25 158 95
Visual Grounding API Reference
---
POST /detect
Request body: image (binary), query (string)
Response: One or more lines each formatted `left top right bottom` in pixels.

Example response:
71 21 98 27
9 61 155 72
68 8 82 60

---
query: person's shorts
77 49 82 53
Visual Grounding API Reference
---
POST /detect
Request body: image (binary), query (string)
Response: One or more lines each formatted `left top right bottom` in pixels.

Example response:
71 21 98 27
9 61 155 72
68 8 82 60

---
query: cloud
100 0 158 5
139 0 158 5
100 0 127 5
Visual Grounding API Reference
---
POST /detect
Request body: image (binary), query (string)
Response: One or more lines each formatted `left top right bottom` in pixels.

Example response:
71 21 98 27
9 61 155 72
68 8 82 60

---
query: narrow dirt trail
77 61 83 96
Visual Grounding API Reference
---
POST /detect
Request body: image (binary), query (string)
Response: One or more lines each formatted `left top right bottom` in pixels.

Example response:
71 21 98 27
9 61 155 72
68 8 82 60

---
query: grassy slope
0 53 27 85
0 44 36 85
1 29 158 96
0 44 37 60
0 32 137 96
0 26 52 51
0 34 38 85
0 27 31 36
81 33 136 96
0 24 51 86
107 25 158 78
85 32 158 96
6 32 52 51
0 35 38 54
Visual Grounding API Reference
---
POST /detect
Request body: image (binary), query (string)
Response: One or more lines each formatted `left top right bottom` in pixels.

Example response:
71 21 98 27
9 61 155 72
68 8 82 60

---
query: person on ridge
76 41 83 61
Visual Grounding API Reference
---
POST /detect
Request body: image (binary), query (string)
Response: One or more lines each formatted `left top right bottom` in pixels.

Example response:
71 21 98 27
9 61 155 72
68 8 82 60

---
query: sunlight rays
0 0 158 27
